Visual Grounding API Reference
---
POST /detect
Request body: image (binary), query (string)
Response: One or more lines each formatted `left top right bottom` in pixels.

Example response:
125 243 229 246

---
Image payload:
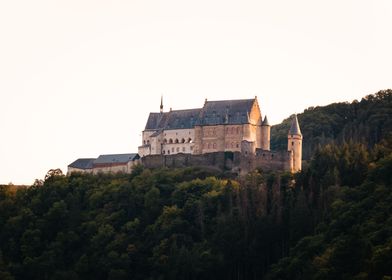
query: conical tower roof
289 114 302 135
262 115 270 126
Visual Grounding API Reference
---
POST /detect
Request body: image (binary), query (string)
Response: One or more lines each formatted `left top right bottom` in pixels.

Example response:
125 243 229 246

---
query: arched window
143 140 146 145
169 139 173 144
147 140 150 144
181 138 185 143
175 139 179 144
188 138 192 143
164 138 167 144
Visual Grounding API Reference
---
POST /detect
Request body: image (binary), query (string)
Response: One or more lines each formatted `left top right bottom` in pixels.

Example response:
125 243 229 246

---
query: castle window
175 139 179 144
236 143 239 148
181 138 185 143
147 140 150 144
188 138 192 143
164 138 167 143
176 147 180 152
292 141 294 146
169 139 173 144
162 150 165 154
143 140 146 145
172 147 174 152
182 147 185 152
168 150 170 154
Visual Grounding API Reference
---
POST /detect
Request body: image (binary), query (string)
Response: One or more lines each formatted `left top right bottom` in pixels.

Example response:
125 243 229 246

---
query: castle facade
139 97 302 172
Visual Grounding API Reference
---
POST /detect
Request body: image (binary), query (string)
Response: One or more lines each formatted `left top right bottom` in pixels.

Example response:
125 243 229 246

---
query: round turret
261 115 270 150
288 114 302 172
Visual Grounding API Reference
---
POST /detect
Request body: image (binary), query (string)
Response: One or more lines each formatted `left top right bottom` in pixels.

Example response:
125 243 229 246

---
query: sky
0 0 391 185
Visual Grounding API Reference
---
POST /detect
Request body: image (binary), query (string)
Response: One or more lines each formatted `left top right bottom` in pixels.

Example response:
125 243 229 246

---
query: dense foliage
266 138 392 280
271 89 392 160
1 90 391 279
0 166 302 280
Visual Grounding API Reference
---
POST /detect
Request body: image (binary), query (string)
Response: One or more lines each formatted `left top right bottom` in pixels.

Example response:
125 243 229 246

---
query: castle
68 97 302 175
138 97 302 173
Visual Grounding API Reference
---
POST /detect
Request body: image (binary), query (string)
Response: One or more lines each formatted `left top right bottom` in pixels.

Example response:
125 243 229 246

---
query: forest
0 90 391 280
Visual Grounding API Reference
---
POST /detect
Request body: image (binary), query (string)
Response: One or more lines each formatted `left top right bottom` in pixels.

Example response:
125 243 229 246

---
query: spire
160 95 163 113
262 115 270 126
289 114 302 135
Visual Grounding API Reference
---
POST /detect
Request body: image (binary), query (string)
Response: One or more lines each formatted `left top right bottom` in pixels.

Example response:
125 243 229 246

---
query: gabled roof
145 109 201 131
289 115 302 135
68 158 95 169
144 97 260 130
145 113 165 130
94 153 140 164
196 98 256 126
165 109 200 129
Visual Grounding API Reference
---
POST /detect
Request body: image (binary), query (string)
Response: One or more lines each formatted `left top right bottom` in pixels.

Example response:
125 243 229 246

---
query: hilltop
0 89 391 280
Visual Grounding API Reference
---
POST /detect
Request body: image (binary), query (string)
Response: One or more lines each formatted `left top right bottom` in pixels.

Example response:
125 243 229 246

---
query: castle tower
288 114 302 172
261 115 270 150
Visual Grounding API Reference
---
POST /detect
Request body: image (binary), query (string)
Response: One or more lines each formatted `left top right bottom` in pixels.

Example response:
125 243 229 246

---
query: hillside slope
271 89 392 160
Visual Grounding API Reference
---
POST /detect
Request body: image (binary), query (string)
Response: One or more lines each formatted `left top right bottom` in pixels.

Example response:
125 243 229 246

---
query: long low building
67 153 140 175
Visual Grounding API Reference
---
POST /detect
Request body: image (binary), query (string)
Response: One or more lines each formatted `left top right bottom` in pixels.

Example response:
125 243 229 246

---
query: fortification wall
142 150 291 174
254 149 292 172
142 152 241 171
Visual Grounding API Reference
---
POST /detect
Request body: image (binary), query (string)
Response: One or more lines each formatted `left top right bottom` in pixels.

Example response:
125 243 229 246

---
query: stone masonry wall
141 150 291 174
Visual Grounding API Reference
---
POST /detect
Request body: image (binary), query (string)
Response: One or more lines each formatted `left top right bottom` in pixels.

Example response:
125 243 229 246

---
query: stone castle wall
141 150 292 174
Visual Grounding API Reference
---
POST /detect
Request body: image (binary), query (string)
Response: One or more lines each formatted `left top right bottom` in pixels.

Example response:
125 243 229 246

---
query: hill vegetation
271 89 392 160
0 90 391 280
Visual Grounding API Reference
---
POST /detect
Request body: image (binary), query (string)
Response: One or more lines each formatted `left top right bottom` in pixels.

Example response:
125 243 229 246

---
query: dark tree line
1 89 392 279
1 137 391 279
271 89 392 160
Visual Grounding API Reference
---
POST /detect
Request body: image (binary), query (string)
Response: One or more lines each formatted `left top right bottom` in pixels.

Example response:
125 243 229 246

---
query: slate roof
94 153 140 164
68 158 95 169
145 113 165 130
196 99 256 125
262 115 270 126
145 109 201 130
289 115 302 135
144 98 259 130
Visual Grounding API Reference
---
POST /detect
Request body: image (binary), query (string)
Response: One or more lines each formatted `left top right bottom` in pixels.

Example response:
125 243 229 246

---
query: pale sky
0 0 391 184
